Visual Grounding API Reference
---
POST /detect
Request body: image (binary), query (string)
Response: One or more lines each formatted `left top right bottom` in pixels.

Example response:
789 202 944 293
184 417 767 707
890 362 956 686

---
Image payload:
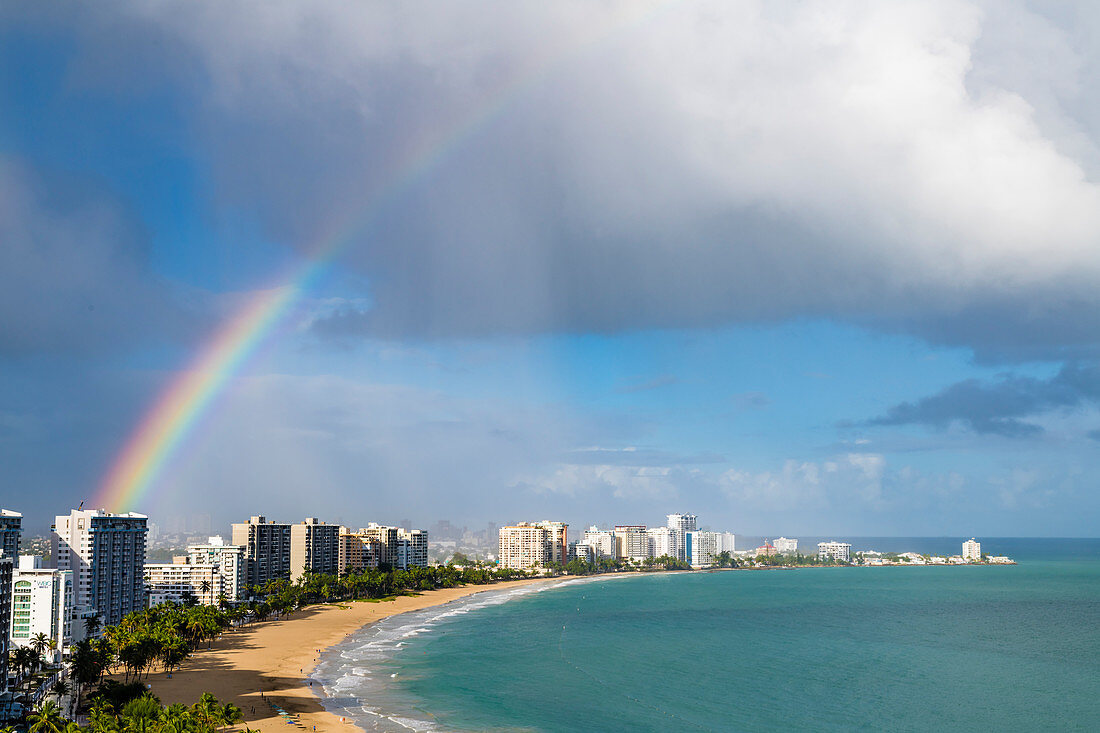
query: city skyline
3 2 1100 536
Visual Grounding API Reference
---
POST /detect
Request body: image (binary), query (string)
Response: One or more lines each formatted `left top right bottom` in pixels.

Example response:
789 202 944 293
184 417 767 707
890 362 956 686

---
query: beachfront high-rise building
817 542 851 563
10 556 74 663
773 537 798 554
581 527 617 559
667 513 697 533
0 509 22 561
499 523 549 570
535 521 568 565
231 516 292 588
614 526 650 561
360 524 401 567
290 518 341 580
53 509 148 626
685 530 719 566
647 526 678 559
0 551 11 686
396 528 429 569
962 538 982 562
144 559 222 607
187 537 247 602
338 529 382 573
715 532 737 555
666 514 696 561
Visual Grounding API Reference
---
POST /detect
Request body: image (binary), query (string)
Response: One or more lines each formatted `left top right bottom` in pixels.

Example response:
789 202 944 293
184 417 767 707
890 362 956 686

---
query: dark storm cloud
870 363 1100 437
8 1 1100 363
0 161 193 356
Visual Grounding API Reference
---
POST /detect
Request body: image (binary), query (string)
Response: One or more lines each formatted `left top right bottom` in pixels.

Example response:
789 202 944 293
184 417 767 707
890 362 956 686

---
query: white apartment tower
53 509 148 626
581 527 616 559
187 537 246 602
231 516 292 588
647 526 678 559
396 528 429 569
962 538 982 561
10 556 74 663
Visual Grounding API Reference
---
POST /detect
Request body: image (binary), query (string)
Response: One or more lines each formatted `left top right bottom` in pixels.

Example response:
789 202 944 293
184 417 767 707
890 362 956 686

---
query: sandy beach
139 579 551 733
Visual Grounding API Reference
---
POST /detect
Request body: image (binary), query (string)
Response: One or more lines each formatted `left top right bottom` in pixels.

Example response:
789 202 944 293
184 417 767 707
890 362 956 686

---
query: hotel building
231 515 292 588
962 538 982 561
817 541 852 563
187 537 247 602
536 521 569 565
10 556 74 663
53 509 148 626
290 518 341 580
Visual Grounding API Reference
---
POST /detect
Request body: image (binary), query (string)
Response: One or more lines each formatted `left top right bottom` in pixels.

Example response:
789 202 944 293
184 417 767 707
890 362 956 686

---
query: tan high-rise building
338 529 383 574
231 516 291 588
535 521 568 564
290 518 340 580
360 524 400 567
614 525 649 561
498 523 549 570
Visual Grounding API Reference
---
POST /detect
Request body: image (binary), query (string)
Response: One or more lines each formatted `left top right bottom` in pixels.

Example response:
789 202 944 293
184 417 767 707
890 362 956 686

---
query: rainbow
92 2 676 513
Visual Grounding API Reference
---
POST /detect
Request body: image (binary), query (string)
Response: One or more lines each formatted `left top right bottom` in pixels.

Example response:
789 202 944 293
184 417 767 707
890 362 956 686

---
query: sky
2 0 1100 537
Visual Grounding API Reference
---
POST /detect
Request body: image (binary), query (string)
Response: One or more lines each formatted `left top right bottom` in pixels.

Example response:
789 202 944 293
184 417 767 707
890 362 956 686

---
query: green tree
28 700 67 733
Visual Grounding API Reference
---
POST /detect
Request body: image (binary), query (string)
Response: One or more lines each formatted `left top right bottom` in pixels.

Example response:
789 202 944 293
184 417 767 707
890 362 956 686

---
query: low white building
962 538 982 561
817 542 851 563
145 559 221 606
10 556 74 663
187 537 246 602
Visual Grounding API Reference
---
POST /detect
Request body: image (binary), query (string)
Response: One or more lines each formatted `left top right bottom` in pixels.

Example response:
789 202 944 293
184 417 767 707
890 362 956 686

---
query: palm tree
120 694 160 733
83 614 102 639
28 700 67 733
30 632 52 663
217 703 243 732
52 679 70 706
190 693 220 732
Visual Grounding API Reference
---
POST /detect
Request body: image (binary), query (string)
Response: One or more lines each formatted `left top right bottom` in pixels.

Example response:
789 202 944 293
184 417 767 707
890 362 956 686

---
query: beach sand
140 579 551 733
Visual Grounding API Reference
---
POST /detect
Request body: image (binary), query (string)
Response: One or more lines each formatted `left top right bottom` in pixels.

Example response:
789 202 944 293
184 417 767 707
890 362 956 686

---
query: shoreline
139 578 553 733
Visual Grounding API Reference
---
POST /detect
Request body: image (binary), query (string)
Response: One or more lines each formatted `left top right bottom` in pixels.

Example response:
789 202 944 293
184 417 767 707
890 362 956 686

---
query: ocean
313 539 1100 732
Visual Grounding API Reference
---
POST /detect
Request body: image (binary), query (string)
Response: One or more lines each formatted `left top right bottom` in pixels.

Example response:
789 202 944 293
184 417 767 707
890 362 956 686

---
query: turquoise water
315 540 1100 731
